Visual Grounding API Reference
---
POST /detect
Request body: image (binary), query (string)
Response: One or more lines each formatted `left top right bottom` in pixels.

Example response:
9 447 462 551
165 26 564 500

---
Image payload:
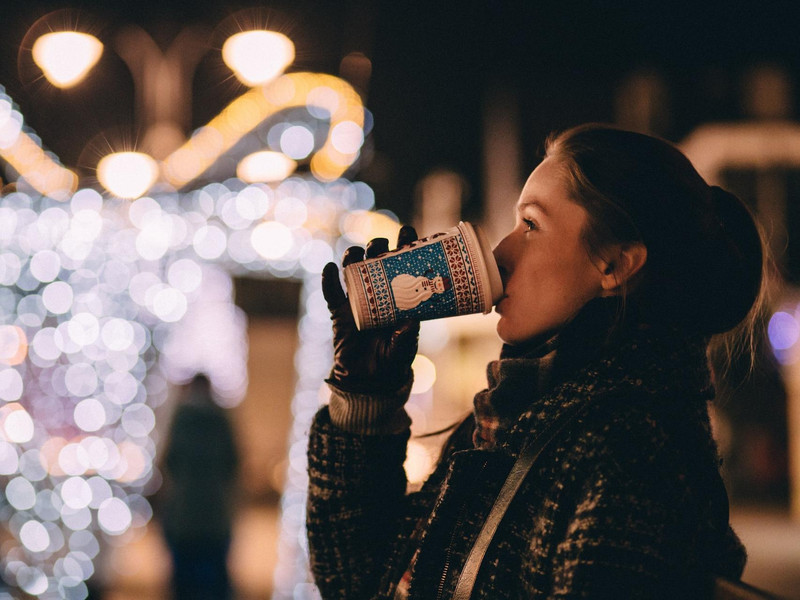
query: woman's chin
495 318 518 345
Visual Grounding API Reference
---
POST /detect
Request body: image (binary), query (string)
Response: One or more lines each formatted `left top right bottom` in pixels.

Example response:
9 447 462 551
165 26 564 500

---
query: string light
0 74 378 598
0 87 77 200
163 72 365 188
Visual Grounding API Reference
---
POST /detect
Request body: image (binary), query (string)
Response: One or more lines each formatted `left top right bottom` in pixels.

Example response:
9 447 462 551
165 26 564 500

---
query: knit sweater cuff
326 378 413 435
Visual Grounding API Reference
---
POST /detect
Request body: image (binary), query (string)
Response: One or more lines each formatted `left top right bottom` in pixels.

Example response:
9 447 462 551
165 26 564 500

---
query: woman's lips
495 295 508 312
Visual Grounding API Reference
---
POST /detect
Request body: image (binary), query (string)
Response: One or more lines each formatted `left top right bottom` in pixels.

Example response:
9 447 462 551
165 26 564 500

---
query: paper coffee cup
344 221 503 330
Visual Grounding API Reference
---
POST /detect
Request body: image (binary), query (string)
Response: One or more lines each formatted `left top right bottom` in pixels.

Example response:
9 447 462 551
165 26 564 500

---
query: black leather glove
322 225 420 394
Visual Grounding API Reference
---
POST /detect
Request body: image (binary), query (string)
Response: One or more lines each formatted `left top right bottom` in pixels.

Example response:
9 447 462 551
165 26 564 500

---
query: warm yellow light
404 440 434 484
237 151 296 183
341 210 401 245
222 30 295 86
32 32 103 88
0 118 78 199
163 72 365 187
97 152 159 199
411 354 437 395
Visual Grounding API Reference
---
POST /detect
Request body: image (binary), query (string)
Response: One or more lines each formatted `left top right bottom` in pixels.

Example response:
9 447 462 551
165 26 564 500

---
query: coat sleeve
306 405 411 599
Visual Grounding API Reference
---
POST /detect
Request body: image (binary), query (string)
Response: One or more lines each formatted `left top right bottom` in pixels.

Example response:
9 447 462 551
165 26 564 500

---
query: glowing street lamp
222 30 295 86
31 32 104 88
97 151 159 199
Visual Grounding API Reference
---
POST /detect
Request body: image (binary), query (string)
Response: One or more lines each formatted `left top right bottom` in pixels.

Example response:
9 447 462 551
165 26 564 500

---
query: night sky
2 0 799 221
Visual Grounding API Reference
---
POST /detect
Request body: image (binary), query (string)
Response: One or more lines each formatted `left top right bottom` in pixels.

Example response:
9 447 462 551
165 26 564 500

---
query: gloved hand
322 225 420 394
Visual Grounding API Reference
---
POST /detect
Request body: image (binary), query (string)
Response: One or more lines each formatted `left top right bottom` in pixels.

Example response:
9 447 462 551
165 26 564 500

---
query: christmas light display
0 73 388 599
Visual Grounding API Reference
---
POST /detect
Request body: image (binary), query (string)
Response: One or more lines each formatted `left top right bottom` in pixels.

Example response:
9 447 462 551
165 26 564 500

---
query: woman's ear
599 242 647 293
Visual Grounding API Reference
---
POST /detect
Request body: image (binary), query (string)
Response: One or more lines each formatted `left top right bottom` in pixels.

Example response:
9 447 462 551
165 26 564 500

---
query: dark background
2 0 799 222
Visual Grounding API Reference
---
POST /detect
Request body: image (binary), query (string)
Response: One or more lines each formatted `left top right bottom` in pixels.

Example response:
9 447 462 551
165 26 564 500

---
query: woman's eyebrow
517 199 549 217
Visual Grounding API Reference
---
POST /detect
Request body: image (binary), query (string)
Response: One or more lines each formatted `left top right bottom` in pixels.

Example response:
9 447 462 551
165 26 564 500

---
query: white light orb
237 151 297 183
280 125 315 160
17 566 48 595
235 185 271 220
0 368 23 402
0 252 21 286
103 371 139 405
19 520 50 553
61 477 93 510
32 32 104 88
251 221 293 259
0 441 19 475
6 477 37 510
61 505 92 531
73 398 106 432
411 354 436 395
29 250 62 282
97 497 132 535
101 319 135 352
86 477 112 510
70 209 103 242
151 287 188 322
167 259 203 293
69 530 100 558
58 443 90 477
67 313 100 347
97 152 159 199
42 281 74 314
222 30 295 86
65 363 98 397
4 407 34 443
70 188 103 213
331 121 364 154
192 225 227 260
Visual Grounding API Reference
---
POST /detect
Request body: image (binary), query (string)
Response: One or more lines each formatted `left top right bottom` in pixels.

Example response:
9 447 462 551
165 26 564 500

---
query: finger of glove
389 320 420 358
365 237 390 259
342 245 366 267
321 262 347 311
396 225 418 249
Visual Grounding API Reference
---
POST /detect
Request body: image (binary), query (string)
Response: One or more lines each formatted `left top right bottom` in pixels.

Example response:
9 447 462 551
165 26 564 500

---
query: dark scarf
472 298 714 453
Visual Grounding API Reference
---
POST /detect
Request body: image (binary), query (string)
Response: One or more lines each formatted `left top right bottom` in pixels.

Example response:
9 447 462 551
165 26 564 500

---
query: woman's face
493 157 606 345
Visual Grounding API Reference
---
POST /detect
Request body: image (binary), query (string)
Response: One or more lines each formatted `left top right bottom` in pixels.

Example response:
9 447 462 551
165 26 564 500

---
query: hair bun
692 186 763 334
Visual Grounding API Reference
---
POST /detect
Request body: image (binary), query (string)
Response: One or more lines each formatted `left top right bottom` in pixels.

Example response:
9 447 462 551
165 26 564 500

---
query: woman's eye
522 218 537 232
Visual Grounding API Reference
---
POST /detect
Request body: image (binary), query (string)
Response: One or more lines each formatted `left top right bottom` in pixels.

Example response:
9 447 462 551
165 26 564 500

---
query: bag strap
452 400 593 600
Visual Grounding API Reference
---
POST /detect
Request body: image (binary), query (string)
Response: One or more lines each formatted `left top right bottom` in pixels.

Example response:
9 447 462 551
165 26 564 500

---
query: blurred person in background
306 124 770 599
157 373 239 600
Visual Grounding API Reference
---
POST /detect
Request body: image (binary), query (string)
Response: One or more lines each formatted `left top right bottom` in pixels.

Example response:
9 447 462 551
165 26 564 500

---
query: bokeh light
221 30 295 86
768 311 799 351
411 354 437 395
97 152 159 199
32 32 104 89
0 70 381 598
237 151 297 183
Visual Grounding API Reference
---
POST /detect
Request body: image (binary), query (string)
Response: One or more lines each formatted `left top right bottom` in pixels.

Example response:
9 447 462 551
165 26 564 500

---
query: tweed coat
306 304 747 599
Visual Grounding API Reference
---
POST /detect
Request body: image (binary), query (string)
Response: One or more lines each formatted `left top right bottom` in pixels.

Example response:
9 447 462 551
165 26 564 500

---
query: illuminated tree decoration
0 72 390 599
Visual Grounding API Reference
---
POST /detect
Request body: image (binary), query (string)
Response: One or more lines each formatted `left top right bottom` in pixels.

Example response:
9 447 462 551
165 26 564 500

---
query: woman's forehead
518 159 573 212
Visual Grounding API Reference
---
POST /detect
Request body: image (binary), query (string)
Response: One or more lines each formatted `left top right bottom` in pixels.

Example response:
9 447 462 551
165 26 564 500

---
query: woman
306 124 767 599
